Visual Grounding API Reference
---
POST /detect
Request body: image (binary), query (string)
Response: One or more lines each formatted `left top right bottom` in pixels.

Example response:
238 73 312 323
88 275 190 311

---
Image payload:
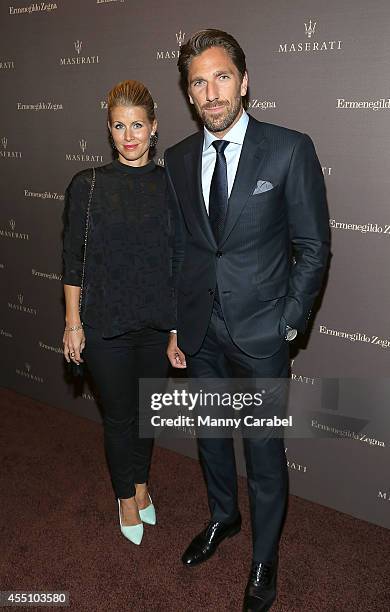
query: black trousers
83 325 169 499
187 303 289 563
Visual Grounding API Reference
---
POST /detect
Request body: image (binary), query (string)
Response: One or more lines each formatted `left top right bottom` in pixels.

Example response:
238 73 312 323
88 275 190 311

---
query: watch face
286 328 298 341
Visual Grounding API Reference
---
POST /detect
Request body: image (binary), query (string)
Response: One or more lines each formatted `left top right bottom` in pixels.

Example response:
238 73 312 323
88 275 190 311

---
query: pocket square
252 180 274 195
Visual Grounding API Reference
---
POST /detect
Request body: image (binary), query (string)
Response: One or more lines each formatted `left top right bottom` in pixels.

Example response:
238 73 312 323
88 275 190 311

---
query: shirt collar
203 110 249 151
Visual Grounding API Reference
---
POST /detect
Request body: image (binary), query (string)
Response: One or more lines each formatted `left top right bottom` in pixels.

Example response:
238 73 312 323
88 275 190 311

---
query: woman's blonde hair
107 80 155 123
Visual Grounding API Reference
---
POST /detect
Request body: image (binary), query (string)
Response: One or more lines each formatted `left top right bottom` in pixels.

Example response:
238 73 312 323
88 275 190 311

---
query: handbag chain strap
79 167 96 313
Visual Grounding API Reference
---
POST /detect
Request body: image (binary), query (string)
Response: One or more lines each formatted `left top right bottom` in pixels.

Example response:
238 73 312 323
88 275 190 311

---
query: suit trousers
186 302 289 563
83 325 169 499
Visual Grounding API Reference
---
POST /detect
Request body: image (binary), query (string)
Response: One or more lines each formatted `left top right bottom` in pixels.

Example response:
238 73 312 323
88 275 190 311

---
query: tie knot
212 140 229 155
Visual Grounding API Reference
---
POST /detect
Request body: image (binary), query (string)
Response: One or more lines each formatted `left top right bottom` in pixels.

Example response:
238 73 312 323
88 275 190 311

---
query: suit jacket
165 115 330 358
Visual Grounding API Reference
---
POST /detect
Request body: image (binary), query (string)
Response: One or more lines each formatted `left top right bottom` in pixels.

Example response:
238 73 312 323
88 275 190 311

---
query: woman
62 80 178 545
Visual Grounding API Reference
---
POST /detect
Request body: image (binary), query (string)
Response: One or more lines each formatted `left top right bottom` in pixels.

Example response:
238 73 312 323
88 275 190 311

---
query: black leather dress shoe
181 514 241 567
243 559 278 612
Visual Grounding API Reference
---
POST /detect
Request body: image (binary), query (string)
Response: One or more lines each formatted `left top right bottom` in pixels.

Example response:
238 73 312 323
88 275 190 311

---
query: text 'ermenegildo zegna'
9 3 57 15
337 98 390 111
330 219 390 235
319 325 390 349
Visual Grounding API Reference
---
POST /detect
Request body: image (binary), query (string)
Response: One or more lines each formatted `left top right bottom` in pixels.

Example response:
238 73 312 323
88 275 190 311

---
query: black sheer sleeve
62 170 93 287
165 163 185 289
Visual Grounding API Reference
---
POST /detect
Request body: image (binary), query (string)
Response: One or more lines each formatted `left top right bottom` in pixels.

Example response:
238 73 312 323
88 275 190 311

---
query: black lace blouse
63 160 179 338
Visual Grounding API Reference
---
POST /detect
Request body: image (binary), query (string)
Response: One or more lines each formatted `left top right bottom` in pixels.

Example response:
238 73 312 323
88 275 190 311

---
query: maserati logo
284 448 308 473
304 19 316 39
0 60 15 70
60 41 99 66
0 136 22 158
378 491 390 501
15 361 44 383
8 292 37 315
65 138 103 163
0 219 28 239
278 19 342 53
74 40 82 55
156 30 186 60
175 30 186 46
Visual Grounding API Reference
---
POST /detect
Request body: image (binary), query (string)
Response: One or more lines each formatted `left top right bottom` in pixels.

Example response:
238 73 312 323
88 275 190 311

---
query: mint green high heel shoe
138 494 156 525
118 499 143 545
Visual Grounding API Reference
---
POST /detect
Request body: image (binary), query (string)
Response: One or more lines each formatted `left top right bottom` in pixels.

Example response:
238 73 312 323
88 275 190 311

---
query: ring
70 352 75 357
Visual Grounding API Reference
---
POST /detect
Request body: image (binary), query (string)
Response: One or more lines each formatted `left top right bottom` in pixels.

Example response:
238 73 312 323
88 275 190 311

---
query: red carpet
0 388 388 611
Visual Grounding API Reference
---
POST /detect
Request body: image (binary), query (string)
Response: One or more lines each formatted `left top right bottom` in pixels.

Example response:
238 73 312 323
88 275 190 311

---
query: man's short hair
178 29 247 86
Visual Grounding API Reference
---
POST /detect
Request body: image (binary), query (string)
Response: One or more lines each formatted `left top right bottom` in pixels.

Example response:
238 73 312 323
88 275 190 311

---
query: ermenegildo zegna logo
247 99 276 111
0 219 29 240
60 41 99 66
9 2 57 15
65 139 103 163
337 98 390 111
24 189 64 201
17 102 63 111
100 99 157 111
330 218 390 235
156 31 185 60
278 19 342 53
319 325 390 349
32 268 62 281
312 420 386 448
38 340 63 355
0 137 22 159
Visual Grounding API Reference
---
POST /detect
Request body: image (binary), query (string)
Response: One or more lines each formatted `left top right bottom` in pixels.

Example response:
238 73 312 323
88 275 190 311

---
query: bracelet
65 323 83 332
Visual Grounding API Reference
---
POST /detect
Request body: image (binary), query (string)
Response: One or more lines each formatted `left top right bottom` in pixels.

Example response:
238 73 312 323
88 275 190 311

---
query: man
165 29 329 611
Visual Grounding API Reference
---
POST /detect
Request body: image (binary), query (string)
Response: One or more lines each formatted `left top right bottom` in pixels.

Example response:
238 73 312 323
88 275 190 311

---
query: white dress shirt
202 110 249 212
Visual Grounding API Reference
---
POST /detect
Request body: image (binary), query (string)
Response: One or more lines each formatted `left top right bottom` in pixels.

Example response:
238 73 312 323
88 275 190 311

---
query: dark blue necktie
209 140 229 244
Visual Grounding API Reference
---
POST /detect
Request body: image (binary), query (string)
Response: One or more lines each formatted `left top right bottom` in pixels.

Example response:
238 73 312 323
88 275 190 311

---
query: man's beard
200 95 242 133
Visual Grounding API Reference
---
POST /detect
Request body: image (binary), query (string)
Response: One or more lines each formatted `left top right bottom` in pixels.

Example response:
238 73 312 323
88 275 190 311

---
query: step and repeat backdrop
0 0 389 528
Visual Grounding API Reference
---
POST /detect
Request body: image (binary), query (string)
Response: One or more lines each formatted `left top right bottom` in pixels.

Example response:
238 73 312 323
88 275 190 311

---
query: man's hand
167 332 187 368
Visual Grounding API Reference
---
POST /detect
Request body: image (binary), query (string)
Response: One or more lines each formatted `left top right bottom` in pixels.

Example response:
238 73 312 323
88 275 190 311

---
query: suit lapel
221 117 268 245
184 133 217 248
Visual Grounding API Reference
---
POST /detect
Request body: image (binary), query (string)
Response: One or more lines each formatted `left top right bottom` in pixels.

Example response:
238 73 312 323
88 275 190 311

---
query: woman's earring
149 132 158 148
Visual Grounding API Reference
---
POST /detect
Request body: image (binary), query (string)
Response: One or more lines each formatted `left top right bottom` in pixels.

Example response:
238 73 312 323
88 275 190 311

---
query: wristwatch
285 325 298 342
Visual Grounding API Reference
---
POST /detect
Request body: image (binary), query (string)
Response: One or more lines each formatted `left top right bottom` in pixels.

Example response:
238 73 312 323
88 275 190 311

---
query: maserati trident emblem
176 30 186 46
304 19 317 39
79 139 87 153
25 363 31 372
18 293 23 304
74 40 83 55
1 137 7 149
9 219 16 231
